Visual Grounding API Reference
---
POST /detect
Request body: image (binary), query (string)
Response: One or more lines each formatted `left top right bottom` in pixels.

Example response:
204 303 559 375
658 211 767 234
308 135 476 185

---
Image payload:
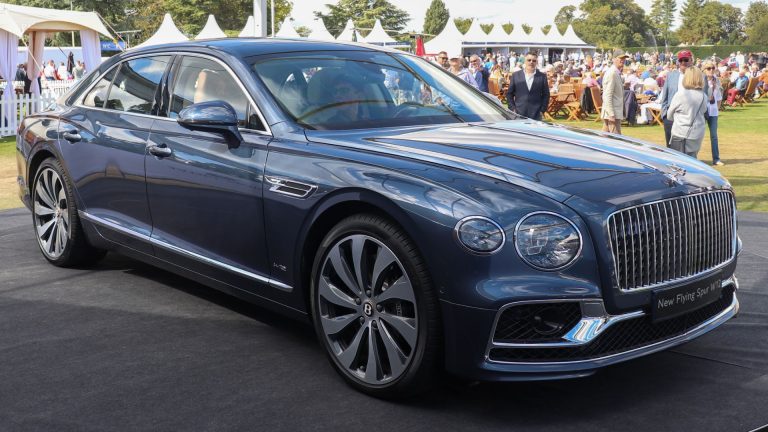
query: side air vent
265 176 317 198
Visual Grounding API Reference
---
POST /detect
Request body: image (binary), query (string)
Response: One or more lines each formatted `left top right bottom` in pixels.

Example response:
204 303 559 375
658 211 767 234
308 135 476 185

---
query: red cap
677 50 693 60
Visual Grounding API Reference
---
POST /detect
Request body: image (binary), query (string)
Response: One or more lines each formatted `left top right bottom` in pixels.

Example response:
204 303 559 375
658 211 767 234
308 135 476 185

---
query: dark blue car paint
16 39 738 382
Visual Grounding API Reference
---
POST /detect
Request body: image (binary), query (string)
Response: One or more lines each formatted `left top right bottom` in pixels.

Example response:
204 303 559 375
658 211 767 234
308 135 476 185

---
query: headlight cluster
454 217 505 254
514 212 582 270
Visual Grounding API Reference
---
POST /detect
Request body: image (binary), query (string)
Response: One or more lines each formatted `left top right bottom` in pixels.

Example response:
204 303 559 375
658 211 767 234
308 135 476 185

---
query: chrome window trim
485 275 738 365
513 211 583 271
605 189 737 292
452 216 506 255
73 51 272 137
79 211 291 292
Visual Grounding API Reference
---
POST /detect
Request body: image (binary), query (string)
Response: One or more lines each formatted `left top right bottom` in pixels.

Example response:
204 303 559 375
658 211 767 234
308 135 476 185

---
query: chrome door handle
148 144 172 157
62 130 81 143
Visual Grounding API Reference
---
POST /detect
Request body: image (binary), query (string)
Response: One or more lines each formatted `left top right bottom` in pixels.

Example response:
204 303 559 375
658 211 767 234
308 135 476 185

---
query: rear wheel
310 214 441 398
32 158 106 267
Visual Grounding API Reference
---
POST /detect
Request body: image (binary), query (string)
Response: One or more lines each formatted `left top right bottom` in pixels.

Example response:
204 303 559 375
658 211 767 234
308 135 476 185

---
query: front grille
493 302 582 343
488 287 734 363
607 191 736 291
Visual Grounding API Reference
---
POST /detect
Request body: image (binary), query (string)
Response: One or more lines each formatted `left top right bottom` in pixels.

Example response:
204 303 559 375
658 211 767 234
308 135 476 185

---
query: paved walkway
0 208 766 431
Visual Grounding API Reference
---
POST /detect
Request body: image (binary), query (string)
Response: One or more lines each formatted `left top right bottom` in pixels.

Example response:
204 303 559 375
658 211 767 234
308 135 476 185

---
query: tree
747 15 768 45
542 25 552 34
501 22 513 34
649 0 675 47
677 0 703 42
295 25 311 38
315 0 409 37
480 23 493 34
745 1 768 33
423 0 449 38
521 24 532 33
454 17 472 34
678 1 744 45
573 0 649 48
554 5 577 33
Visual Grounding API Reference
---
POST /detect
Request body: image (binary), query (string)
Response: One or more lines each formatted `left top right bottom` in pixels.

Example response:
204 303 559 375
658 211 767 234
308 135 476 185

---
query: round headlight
514 212 582 270
455 216 505 254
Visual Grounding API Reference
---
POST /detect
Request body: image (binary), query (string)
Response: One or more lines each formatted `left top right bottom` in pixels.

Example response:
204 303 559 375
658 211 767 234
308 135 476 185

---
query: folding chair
590 86 603 121
648 107 663 126
744 78 758 103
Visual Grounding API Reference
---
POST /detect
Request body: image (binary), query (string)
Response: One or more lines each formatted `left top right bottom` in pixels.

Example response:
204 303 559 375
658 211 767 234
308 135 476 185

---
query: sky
286 0 755 32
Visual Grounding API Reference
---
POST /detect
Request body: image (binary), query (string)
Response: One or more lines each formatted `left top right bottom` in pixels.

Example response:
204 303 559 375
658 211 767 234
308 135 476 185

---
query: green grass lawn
0 99 765 211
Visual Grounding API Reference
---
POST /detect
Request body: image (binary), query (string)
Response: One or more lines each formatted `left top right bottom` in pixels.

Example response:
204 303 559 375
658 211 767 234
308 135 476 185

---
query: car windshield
250 51 512 130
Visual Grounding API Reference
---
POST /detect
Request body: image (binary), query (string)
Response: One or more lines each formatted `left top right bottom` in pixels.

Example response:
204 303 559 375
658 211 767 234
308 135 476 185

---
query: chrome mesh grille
607 191 736 291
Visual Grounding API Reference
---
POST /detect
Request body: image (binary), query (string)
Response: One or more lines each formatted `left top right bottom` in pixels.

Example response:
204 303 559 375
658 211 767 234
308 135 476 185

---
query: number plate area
652 273 723 322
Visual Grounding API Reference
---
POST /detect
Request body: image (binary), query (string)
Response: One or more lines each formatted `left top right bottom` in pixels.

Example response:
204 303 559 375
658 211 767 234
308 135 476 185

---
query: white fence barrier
1 80 76 137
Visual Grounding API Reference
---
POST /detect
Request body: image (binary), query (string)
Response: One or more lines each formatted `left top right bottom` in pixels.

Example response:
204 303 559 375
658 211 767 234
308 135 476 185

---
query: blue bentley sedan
16 39 740 397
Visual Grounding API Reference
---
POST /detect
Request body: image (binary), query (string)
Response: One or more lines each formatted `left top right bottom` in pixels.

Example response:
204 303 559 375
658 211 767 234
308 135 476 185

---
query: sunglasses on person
704 67 714 70
679 58 691 63
438 56 448 60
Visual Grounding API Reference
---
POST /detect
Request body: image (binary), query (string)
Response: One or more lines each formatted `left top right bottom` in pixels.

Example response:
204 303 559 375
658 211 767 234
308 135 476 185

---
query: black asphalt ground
1 207 766 432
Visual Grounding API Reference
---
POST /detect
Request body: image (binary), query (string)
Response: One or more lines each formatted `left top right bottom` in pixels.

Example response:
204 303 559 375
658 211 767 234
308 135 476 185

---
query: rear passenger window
170 56 264 130
105 56 171 114
82 68 117 108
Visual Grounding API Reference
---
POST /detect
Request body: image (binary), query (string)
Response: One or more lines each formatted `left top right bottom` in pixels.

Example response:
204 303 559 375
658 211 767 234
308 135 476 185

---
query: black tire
310 213 441 398
31 158 106 267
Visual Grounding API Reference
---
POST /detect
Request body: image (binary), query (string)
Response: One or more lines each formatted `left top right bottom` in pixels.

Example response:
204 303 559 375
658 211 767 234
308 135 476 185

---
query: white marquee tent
135 13 188 48
1 2 112 132
306 18 335 41
336 19 365 42
486 23 512 45
424 18 463 56
360 19 407 47
275 17 301 38
462 19 489 45
239 16 256 37
195 14 226 39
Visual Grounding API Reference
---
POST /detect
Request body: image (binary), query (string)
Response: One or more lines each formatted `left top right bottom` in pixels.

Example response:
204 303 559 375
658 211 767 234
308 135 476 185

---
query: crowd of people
432 47 768 167
9 52 87 95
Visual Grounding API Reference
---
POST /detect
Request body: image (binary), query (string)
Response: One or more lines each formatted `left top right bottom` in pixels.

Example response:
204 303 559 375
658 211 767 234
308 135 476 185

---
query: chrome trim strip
485 275 739 365
487 293 739 366
80 211 292 291
73 51 272 137
453 216 506 255
606 190 737 292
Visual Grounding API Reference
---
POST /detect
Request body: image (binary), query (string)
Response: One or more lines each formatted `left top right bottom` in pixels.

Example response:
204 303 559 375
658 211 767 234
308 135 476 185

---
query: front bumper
441 275 739 382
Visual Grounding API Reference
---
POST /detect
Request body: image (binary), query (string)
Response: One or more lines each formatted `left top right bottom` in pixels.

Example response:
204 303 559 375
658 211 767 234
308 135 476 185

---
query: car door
144 54 278 297
59 55 171 254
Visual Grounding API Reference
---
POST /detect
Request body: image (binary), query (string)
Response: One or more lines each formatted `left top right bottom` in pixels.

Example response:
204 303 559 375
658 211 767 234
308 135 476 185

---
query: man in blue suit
506 52 550 120
659 50 698 145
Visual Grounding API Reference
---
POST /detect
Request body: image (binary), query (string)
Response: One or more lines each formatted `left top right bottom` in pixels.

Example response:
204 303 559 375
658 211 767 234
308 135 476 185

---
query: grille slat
608 192 735 291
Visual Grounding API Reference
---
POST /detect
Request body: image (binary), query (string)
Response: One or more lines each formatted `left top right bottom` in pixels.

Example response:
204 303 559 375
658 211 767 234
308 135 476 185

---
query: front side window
250 51 512 130
169 56 260 129
82 68 117 108
105 56 171 114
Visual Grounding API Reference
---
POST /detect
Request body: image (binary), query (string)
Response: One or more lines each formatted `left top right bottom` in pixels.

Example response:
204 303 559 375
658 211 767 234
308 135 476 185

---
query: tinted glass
251 51 511 130
82 68 117 108
170 56 260 129
105 56 170 114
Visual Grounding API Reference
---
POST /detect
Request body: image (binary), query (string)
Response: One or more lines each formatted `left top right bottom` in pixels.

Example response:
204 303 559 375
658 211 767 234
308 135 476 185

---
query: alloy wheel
34 167 69 259
317 234 418 385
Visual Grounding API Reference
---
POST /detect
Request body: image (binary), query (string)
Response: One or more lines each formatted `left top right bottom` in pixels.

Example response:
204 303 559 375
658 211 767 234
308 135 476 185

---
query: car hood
304 120 731 207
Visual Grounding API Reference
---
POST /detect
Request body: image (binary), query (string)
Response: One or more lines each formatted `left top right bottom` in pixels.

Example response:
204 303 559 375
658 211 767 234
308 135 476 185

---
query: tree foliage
649 0 675 47
554 5 577 34
480 23 493 34
572 0 649 48
678 0 744 45
423 0 449 38
542 25 552 34
501 22 513 34
521 24 532 34
454 17 472 34
315 0 409 37
747 15 768 45
745 1 768 32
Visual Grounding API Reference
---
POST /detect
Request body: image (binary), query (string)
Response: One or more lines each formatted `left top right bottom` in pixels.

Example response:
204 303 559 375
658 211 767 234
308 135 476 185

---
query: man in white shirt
43 60 56 80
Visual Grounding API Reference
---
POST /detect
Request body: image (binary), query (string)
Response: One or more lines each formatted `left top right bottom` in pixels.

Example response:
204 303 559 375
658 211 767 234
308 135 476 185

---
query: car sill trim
79 211 292 292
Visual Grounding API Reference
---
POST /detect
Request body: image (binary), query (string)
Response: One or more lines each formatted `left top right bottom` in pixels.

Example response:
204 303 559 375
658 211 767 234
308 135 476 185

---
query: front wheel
32 158 106 267
310 214 441 398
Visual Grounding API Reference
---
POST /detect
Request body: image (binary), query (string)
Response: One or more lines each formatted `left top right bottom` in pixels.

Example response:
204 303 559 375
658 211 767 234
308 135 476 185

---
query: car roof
127 37 404 58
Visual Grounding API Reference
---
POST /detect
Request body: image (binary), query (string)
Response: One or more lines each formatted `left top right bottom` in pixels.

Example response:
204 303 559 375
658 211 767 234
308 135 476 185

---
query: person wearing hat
601 49 628 134
659 50 702 145
505 51 549 120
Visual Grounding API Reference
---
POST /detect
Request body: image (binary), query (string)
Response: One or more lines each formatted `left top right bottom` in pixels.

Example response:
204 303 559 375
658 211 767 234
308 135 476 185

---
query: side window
104 56 171 114
170 56 264 130
82 68 117 108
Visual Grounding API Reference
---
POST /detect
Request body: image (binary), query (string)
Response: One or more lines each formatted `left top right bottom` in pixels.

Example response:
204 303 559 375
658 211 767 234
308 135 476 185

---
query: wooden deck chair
590 86 603 121
744 77 759 103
